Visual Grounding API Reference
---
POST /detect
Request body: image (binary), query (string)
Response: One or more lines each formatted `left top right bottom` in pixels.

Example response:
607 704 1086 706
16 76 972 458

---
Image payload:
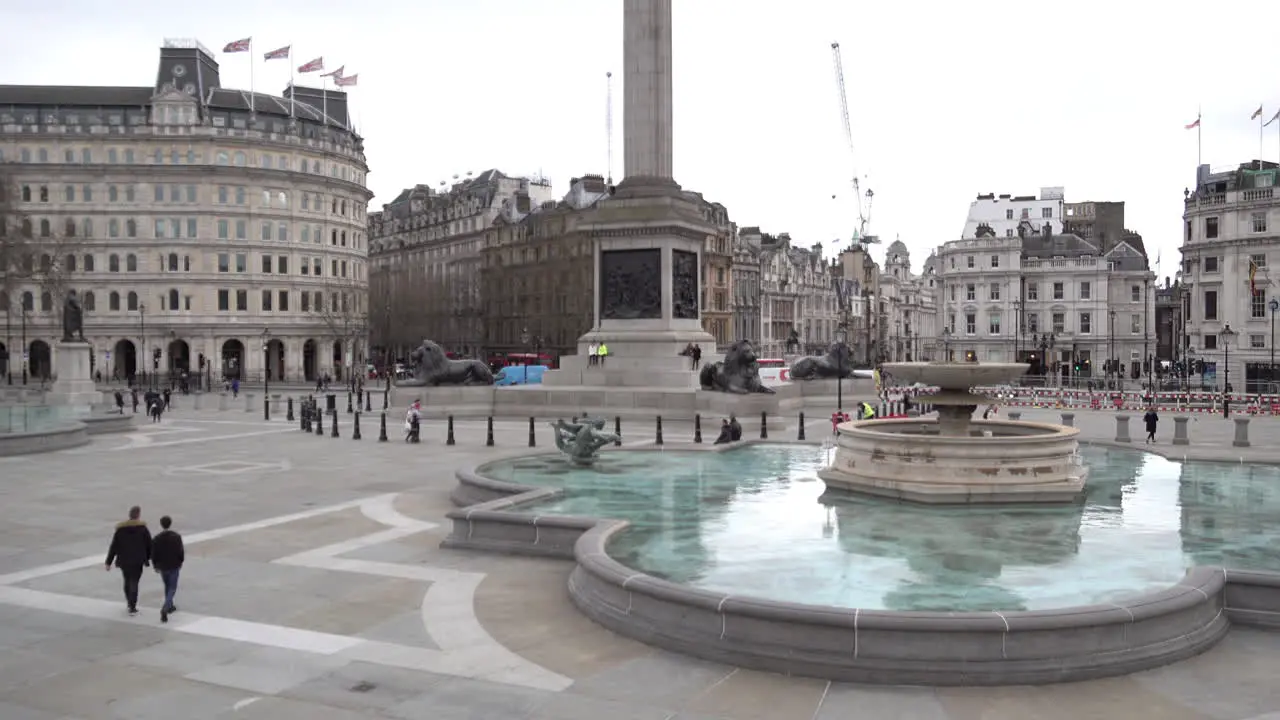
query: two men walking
104 506 184 621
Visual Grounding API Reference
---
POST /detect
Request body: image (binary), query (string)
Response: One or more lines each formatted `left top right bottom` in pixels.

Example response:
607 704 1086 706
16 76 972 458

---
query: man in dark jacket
104 506 151 615
152 515 185 623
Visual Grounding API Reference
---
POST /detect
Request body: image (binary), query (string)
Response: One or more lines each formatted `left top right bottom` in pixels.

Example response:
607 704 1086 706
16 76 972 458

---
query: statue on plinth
789 342 854 380
699 340 776 394
61 290 85 343
399 339 494 386
550 417 620 465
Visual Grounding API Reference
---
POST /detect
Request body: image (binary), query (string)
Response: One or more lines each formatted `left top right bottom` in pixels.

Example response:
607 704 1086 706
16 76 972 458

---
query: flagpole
322 75 329 127
1197 105 1202 167
1261 110 1266 170
249 38 256 116
289 47 295 119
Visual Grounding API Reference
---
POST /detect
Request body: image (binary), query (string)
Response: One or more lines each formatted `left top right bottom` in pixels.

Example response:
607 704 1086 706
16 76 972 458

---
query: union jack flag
222 38 251 53
263 45 290 61
297 57 324 73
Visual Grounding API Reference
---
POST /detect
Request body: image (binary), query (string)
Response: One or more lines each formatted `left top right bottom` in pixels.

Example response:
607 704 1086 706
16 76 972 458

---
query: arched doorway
112 339 137 381
302 339 317 382
221 339 244 380
331 340 344 381
29 340 52 381
266 339 285 381
167 339 191 374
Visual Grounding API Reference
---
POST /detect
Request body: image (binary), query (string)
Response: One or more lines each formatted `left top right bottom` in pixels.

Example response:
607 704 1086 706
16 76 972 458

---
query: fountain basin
820 418 1087 504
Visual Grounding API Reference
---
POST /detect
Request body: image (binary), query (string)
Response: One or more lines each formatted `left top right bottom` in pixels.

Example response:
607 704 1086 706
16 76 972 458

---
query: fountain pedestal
47 341 99 415
819 362 1087 504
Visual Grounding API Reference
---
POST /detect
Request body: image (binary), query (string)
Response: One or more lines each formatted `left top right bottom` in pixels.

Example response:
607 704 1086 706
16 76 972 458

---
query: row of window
8 215 364 249
948 281 1148 303
17 182 362 221
10 250 364 280
5 144 365 187
1188 254 1268 274
1195 214 1270 241
1196 289 1272 321
947 311 1146 336
0 288 358 315
215 252 356 279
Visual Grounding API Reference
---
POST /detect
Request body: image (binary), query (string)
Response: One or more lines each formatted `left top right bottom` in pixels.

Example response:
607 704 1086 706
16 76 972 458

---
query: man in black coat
152 515 185 623
104 505 151 615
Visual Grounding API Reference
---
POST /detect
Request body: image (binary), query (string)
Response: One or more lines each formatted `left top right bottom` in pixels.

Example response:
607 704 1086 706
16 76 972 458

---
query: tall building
730 232 762 347
367 170 555 358
836 245 881 365
880 239 939 361
692 195 734 348
1180 161 1279 392
961 187 1065 239
0 39 372 384
937 219 1155 382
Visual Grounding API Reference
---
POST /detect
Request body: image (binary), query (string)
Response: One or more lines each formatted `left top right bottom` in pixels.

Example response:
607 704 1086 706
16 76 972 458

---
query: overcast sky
5 0 1280 279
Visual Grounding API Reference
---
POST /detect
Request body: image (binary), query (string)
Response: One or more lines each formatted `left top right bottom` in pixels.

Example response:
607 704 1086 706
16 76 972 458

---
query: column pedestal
48 342 100 414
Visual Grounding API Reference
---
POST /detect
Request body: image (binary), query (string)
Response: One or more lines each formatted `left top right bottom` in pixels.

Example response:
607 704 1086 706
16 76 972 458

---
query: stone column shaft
623 0 674 181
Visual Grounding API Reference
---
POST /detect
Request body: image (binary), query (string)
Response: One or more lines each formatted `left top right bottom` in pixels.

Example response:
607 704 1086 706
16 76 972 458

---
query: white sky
5 0 1280 277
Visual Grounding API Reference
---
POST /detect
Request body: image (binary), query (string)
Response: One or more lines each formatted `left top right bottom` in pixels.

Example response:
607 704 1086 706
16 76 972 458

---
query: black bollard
331 410 339 438
365 390 372 412
315 408 324 435
347 392 354 414
798 412 806 441
446 415 456 446
614 416 622 446
694 414 703 443
655 416 664 445
378 411 388 442
352 411 362 440
264 397 270 422
299 403 308 432
760 411 768 439
528 417 536 447
287 396 295 422
383 388 389 410
486 416 495 447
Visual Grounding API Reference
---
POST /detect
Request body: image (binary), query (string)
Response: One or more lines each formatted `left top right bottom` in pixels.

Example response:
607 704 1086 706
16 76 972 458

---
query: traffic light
152 347 161 370
198 353 206 370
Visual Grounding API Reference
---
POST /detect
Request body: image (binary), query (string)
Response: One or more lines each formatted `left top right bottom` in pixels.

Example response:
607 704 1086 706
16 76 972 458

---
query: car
495 364 548 386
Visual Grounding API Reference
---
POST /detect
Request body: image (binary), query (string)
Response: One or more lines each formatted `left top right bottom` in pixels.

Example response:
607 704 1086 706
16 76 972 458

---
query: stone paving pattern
2 399 1280 719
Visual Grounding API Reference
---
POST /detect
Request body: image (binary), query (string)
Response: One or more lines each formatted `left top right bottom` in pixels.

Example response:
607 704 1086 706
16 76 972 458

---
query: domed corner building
0 38 373 388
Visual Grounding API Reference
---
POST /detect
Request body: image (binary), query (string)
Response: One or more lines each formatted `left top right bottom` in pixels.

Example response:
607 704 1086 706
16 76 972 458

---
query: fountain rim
836 417 1082 443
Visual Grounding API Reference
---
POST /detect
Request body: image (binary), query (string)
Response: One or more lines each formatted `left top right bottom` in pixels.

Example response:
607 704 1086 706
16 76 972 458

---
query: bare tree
315 274 371 384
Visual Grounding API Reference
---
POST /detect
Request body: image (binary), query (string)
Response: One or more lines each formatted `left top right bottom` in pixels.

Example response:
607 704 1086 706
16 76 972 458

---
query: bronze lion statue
400 339 494 386
699 340 775 394
789 341 855 380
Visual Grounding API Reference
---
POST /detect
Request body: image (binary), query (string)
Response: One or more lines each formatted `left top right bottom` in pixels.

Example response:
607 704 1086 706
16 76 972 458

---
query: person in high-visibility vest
860 401 877 420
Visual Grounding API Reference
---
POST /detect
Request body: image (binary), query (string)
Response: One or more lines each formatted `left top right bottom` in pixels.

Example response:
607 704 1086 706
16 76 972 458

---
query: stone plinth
819 418 1087 504
46 342 98 413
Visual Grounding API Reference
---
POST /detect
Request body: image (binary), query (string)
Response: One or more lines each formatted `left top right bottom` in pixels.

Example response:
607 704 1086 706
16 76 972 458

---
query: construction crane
831 42 877 249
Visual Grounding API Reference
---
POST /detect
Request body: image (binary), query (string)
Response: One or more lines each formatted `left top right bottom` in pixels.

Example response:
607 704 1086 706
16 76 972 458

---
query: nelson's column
544 0 720 389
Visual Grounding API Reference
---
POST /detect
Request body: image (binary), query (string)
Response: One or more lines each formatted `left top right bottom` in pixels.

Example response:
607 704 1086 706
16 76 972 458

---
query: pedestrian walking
152 515 185 623
104 506 151 615
1143 406 1159 444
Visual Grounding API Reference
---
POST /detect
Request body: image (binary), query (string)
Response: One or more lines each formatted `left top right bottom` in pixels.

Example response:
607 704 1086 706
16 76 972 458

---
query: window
1251 334 1266 349
965 284 975 301
990 255 999 268
154 219 167 239
109 254 120 272
235 289 247 311
39 291 51 312
235 253 246 272
108 148 118 163
301 292 311 312
1005 209 1013 220
1052 312 1065 333
125 185 135 202
1252 211 1268 233
64 185 75 202
109 291 120 311
82 292 95 311
965 313 977 334
276 191 288 208
236 220 246 240
1204 335 1218 350
187 218 197 238
216 219 228 239
278 290 289 311
39 219 50 237
1130 314 1141 333
949 257 955 269
302 194 310 210
168 289 179 310
126 291 138 311
218 253 229 273
168 253 178 272
262 289 273 311
312 258 321 275
108 186 118 202
126 254 137 272
988 313 1001 335
277 223 288 242
277 256 288 274
1026 283 1038 300
84 255 94 271
1252 253 1268 269
1052 282 1064 300
989 283 1000 301
1041 207 1052 219
153 184 164 203
1252 290 1267 319
218 290 230 311
235 187 245 205
1204 290 1218 320
261 254 273 273
300 257 309 275
233 151 246 166
261 221 272 241
1205 256 1220 273
966 255 975 268
1131 285 1141 302
1079 312 1092 334
218 186 228 204
1027 313 1039 333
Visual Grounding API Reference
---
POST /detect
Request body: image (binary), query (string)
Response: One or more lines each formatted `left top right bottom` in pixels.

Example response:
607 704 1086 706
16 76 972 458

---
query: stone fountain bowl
881 362 1028 391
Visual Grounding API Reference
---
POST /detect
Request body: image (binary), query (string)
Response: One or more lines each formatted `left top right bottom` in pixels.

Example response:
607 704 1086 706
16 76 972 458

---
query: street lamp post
1270 298 1279 393
262 328 271 421
520 327 531 384
21 304 29 385
941 327 952 362
1034 332 1056 382
138 302 146 389
4 293 11 385
1108 309 1116 387
836 324 848 412
1220 323 1236 417
1013 299 1022 362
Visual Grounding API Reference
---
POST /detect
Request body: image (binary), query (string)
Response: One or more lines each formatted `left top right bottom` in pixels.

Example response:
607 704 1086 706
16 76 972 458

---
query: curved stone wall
820 418 1086 503
0 423 90 456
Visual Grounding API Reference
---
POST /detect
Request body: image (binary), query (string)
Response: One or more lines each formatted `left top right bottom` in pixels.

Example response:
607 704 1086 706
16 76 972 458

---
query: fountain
818 361 1086 504
549 417 620 466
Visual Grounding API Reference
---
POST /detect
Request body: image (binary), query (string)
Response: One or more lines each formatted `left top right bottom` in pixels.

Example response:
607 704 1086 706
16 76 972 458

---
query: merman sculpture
550 417 620 465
